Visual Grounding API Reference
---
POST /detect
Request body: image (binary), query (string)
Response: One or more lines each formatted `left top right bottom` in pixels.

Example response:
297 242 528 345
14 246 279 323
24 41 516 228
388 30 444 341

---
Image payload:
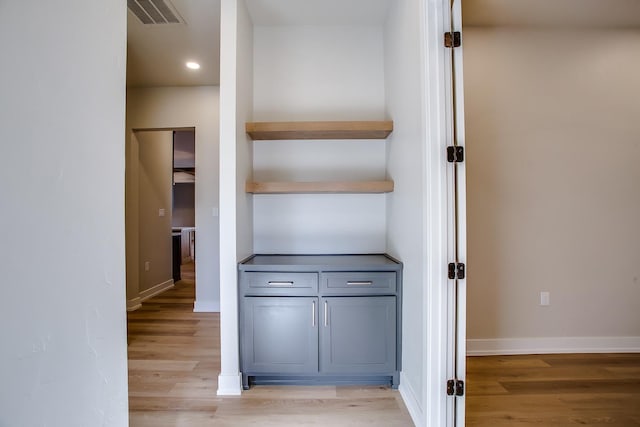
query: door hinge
448 262 465 280
444 31 461 48
447 146 464 163
447 379 465 396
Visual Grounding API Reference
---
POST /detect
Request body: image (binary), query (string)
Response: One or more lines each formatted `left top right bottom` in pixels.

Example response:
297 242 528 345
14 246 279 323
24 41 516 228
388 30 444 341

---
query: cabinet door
320 296 396 374
242 297 318 374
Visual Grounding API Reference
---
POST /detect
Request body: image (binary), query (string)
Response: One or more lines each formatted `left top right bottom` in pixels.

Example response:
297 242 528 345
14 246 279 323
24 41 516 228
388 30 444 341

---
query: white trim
218 0 244 392
126 297 142 312
450 1 467 425
399 372 423 427
193 300 220 313
138 279 174 302
467 336 640 356
127 279 174 311
216 373 243 396
421 0 453 426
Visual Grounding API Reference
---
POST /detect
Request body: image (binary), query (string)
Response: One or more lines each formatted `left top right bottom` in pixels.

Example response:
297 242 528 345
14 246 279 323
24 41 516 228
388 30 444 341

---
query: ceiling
125 0 392 88
126 0 221 87
126 0 639 88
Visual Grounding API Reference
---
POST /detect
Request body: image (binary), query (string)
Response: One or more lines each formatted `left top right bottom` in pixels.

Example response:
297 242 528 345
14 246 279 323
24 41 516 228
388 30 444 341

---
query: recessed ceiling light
186 62 200 70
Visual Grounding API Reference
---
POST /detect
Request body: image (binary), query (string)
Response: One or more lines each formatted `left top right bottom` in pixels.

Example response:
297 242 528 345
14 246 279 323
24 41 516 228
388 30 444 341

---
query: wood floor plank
605 366 640 378
128 349 219 359
212 396 411 426
336 385 408 399
542 354 640 366
129 396 219 411
500 378 640 394
467 356 552 369
241 385 338 400
468 365 620 382
129 411 217 427
466 379 510 395
128 360 199 372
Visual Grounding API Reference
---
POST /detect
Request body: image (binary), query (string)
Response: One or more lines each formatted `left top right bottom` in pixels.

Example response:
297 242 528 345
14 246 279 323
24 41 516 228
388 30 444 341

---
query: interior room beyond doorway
126 127 196 311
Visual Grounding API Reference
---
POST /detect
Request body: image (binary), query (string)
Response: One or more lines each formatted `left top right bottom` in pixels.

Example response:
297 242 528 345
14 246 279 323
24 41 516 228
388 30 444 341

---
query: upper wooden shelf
246 180 394 194
245 121 393 140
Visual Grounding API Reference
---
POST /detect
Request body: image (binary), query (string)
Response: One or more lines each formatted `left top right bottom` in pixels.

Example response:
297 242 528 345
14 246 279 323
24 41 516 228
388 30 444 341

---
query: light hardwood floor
466 353 640 426
127 263 413 426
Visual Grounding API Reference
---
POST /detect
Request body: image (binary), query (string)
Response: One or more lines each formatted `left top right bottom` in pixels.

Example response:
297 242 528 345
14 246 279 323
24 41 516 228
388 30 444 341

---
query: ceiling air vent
127 0 184 25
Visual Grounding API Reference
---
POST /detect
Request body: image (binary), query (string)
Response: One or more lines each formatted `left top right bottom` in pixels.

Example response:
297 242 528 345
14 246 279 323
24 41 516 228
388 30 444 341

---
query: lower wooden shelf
246 180 394 194
245 120 393 140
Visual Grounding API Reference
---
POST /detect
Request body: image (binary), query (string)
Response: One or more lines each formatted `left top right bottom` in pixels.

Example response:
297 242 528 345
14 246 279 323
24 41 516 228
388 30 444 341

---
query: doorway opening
171 129 196 286
125 127 197 311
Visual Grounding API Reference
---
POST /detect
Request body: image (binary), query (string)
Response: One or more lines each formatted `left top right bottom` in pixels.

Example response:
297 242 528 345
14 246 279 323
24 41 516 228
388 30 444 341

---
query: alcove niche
218 1 450 420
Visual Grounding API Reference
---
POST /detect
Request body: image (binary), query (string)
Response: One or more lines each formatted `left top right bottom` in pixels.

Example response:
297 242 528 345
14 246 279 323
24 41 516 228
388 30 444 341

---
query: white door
446 0 467 425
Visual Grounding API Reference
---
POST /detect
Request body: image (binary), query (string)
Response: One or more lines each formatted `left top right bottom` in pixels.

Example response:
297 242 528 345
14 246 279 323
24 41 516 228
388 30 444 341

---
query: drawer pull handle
347 281 373 286
312 301 316 327
267 281 294 286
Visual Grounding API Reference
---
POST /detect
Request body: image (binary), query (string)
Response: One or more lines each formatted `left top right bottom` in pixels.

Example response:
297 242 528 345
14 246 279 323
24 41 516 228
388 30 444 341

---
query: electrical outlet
158 208 166 217
144 261 150 272
540 291 550 306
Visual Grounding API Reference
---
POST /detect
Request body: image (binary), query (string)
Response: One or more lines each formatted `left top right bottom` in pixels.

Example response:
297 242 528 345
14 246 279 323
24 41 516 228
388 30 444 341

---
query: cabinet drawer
321 272 396 295
241 272 318 295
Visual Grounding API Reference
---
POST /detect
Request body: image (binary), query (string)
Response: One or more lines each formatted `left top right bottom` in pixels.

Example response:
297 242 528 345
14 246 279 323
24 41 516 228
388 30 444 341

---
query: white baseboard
398 372 421 427
126 297 142 312
126 280 173 311
467 336 640 356
139 279 174 302
194 300 220 313
217 373 242 396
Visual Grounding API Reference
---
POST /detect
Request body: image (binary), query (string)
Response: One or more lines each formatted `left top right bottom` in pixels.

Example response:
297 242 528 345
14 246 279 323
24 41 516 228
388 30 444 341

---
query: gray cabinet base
242 373 400 390
239 254 402 392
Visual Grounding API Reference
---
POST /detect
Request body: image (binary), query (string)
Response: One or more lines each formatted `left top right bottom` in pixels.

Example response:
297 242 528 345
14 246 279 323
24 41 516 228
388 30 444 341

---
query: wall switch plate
144 261 150 272
158 208 166 217
540 291 550 306
212 207 219 217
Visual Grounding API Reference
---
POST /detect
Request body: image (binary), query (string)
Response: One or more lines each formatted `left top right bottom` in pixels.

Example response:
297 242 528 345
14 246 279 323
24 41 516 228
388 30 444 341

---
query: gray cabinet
320 296 396 374
239 254 402 389
243 297 318 374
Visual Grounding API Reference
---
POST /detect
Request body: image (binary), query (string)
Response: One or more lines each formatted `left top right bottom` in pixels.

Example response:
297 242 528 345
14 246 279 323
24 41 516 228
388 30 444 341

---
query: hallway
127 263 413 426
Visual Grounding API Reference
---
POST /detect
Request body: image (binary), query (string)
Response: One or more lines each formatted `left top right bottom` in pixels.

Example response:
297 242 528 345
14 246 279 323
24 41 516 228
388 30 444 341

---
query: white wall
137 131 174 293
384 0 427 417
126 86 220 312
235 0 255 262
251 25 388 254
464 27 640 354
252 26 386 121
0 1 128 425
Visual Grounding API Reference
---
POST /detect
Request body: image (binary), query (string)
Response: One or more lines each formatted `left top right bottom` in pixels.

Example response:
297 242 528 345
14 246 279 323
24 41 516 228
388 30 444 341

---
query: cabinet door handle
347 281 373 286
312 301 316 327
324 301 328 327
267 281 294 286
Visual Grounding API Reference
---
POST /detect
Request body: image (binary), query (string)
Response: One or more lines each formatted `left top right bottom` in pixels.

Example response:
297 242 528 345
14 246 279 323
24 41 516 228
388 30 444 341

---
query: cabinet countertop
239 254 402 272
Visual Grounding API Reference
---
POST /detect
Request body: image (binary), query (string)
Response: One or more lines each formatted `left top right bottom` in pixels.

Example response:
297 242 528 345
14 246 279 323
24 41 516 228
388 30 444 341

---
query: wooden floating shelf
245 121 393 140
246 180 394 194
